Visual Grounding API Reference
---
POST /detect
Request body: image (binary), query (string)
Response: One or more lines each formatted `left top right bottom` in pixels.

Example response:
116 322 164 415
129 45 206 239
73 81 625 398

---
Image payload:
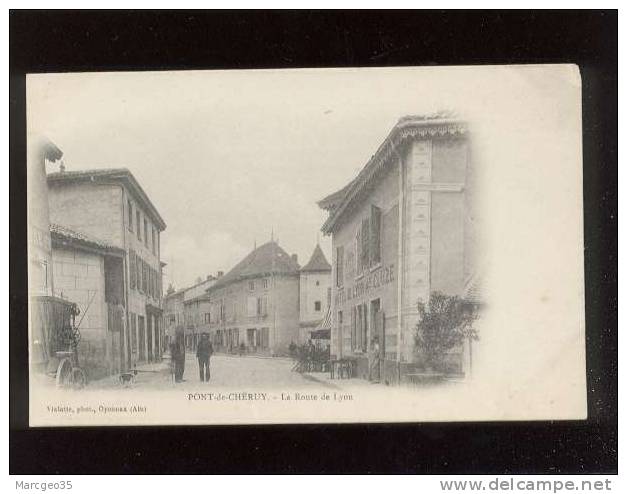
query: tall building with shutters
47 167 166 372
319 113 479 383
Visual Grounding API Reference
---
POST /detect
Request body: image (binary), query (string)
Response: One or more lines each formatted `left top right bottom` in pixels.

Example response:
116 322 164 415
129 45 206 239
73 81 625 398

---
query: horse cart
31 295 87 389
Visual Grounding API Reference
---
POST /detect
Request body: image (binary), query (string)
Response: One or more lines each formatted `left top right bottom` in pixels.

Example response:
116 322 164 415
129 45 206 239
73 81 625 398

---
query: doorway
370 299 384 380
138 315 146 362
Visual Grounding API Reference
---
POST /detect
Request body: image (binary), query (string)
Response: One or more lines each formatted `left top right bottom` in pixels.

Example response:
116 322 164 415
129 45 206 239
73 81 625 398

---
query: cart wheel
71 368 87 389
55 358 73 388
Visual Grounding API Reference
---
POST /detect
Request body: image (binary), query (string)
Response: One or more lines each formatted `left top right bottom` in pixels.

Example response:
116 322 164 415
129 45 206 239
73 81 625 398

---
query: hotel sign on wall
335 264 395 305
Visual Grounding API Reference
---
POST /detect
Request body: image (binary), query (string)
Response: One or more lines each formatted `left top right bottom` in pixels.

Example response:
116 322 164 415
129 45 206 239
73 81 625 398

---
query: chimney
291 254 298 263
217 271 224 278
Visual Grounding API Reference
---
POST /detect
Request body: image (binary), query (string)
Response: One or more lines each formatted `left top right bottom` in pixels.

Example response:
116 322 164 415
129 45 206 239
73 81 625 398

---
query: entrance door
371 299 384 378
247 328 257 349
138 316 146 362
147 314 153 362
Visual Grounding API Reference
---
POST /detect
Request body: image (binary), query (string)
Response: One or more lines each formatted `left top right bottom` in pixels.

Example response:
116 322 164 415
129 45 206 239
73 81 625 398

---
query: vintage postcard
26 65 586 426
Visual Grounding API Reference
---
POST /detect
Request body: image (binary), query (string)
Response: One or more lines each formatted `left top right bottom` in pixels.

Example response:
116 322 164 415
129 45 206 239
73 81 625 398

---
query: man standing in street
196 333 214 382
172 326 186 383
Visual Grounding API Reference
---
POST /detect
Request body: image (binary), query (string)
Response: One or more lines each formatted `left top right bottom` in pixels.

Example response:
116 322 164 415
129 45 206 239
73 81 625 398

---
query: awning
305 304 332 340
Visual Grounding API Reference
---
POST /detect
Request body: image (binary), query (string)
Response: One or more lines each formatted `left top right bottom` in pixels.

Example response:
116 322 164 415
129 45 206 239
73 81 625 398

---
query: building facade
50 224 126 378
182 276 217 350
298 244 332 344
47 167 166 372
163 288 185 349
185 241 301 356
319 114 478 383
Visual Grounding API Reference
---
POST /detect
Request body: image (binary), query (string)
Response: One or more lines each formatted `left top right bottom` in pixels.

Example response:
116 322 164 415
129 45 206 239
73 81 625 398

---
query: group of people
289 340 330 372
169 332 214 383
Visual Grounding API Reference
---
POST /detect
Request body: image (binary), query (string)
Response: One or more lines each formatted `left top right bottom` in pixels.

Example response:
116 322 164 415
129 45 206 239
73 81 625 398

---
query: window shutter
336 246 344 287
142 259 147 293
351 306 357 351
129 250 136 289
362 304 368 351
371 205 381 265
361 217 370 271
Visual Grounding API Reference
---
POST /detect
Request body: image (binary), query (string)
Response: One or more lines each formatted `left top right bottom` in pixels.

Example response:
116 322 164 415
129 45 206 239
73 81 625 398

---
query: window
152 227 156 255
128 200 133 232
350 304 368 352
262 279 268 289
257 296 268 316
136 210 141 240
314 301 321 312
315 280 320 286
144 219 148 247
249 280 255 291
204 313 211 324
335 246 344 287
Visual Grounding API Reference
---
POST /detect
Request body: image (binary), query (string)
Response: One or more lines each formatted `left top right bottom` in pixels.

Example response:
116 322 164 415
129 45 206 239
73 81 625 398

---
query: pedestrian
173 327 186 383
196 333 214 382
369 337 381 383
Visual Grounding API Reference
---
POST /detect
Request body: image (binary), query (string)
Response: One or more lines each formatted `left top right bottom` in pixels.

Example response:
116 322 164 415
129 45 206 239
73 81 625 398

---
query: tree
414 291 479 372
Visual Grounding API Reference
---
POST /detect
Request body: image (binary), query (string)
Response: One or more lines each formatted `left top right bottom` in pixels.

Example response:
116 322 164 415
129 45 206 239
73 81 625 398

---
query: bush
414 291 479 372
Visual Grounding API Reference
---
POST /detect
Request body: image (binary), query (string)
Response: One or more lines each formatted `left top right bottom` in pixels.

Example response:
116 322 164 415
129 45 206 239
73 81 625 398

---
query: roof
319 112 467 234
209 241 300 292
47 168 166 231
317 180 355 212
300 244 331 272
50 223 125 257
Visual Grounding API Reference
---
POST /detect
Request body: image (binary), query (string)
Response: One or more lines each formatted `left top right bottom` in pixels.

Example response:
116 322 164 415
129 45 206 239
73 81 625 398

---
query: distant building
182 275 217 349
319 114 478 382
173 243 332 356
163 289 185 349
196 241 301 356
298 244 332 344
47 167 166 371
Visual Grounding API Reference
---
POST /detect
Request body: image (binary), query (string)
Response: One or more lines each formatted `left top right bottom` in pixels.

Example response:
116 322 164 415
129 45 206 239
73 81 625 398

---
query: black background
9 10 617 474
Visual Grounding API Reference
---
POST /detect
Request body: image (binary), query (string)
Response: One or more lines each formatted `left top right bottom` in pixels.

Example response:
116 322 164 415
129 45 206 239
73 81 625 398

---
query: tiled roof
50 223 124 256
47 167 166 230
300 244 331 272
209 241 300 291
317 180 355 211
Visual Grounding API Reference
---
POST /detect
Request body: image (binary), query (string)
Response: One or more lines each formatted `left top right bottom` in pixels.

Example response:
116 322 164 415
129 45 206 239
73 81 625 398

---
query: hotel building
319 114 479 382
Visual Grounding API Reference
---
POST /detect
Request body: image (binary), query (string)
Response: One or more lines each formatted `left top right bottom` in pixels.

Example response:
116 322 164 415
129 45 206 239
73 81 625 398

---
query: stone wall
51 246 113 379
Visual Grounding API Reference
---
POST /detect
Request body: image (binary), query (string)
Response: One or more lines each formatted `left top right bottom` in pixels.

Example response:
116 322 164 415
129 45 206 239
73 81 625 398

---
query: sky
26 65 580 291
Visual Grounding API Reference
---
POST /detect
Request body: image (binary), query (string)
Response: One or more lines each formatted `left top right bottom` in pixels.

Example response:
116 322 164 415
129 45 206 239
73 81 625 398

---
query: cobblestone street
92 353 349 391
